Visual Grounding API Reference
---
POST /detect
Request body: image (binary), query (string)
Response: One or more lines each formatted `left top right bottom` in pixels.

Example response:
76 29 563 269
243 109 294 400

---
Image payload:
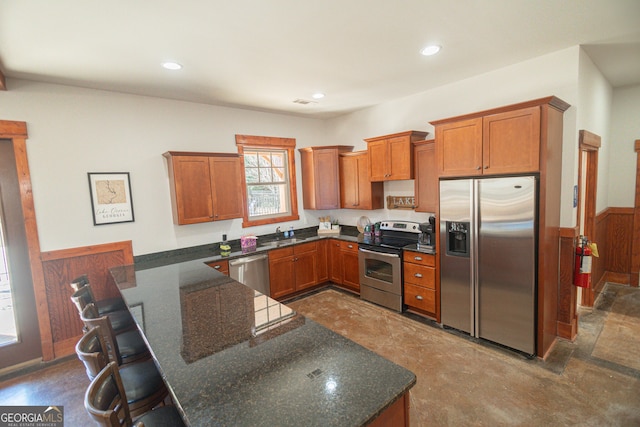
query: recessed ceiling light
312 92 325 100
162 62 183 70
420 45 441 56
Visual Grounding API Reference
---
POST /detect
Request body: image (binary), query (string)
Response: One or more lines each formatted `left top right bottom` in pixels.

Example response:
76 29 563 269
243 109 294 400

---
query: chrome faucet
276 226 281 234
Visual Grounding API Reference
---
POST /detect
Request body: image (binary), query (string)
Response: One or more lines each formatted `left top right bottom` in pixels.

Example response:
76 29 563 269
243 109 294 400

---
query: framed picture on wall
87 172 135 225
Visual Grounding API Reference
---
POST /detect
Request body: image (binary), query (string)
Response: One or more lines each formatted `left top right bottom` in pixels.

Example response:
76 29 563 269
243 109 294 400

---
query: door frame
576 130 600 307
0 121 52 361
632 139 640 287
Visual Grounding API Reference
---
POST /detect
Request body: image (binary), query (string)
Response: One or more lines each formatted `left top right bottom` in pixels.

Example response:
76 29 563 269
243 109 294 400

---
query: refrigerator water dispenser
446 221 470 257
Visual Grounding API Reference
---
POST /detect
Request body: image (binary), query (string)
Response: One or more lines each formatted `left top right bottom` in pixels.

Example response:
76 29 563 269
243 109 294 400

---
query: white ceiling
1 0 639 119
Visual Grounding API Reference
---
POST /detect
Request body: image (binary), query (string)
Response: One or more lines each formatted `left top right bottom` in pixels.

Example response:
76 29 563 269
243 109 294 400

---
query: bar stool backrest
80 304 123 366
84 361 134 427
71 285 98 315
70 274 90 292
76 326 110 380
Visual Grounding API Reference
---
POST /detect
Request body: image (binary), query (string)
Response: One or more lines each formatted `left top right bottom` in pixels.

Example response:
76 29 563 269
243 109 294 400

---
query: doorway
576 130 601 307
0 138 42 369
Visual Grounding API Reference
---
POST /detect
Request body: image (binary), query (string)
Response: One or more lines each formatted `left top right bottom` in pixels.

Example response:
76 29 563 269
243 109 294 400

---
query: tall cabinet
299 146 353 210
430 96 570 358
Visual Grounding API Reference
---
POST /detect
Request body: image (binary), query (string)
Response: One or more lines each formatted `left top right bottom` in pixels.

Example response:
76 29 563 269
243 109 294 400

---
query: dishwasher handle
229 254 268 266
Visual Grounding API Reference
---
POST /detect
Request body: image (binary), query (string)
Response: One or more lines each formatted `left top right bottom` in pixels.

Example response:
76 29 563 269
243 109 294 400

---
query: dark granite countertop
403 243 436 255
133 227 360 270
110 256 416 426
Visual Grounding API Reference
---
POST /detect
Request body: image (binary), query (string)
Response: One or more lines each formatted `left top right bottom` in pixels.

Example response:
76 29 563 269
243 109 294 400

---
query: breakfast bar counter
109 258 416 426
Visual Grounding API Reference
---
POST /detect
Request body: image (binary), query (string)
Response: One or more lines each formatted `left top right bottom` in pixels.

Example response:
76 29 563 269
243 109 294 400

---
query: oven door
358 247 402 312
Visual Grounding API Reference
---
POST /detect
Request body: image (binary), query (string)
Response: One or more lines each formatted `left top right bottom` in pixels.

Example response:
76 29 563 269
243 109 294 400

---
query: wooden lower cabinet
206 259 229 275
403 250 438 319
268 242 318 299
316 239 329 283
330 239 360 293
369 392 410 427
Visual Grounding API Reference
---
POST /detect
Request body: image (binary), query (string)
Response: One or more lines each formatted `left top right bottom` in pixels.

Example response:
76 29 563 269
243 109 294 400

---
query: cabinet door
206 260 229 275
269 256 296 299
316 239 329 283
388 136 413 180
414 140 437 212
368 140 389 182
329 240 343 284
339 154 359 208
209 156 244 220
483 106 541 174
436 117 483 177
295 251 317 291
313 149 341 209
342 247 360 292
171 156 215 224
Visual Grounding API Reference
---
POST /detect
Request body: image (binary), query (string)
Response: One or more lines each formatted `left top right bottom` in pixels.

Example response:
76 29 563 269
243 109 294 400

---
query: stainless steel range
358 220 425 312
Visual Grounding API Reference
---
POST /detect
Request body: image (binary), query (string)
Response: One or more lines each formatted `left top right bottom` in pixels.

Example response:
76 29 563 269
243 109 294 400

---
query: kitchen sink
260 237 306 247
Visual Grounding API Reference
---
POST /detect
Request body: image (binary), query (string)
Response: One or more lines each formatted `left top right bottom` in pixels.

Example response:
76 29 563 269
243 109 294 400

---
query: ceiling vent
293 98 317 105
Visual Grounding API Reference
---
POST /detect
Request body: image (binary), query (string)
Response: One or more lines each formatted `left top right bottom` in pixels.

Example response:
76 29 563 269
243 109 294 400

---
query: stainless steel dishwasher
229 254 270 296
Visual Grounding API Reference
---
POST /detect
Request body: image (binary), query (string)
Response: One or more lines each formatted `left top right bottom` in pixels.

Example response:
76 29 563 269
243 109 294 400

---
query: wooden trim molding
234 134 299 228
557 226 579 341
0 121 53 360
632 140 640 286
430 96 570 125
577 130 600 306
579 130 602 150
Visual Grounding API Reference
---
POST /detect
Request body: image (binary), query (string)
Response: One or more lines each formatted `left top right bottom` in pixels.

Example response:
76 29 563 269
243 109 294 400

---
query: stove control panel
379 220 422 234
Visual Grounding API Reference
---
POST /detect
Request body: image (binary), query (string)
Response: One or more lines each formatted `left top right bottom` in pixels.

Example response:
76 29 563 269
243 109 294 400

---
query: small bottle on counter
289 226 295 238
284 229 290 238
220 234 231 257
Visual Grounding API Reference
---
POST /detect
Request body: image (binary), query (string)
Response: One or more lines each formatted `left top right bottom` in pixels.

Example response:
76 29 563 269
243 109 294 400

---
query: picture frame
87 172 135 225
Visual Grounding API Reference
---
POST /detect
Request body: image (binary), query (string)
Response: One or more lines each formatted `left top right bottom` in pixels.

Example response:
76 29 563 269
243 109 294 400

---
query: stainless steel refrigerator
439 176 537 354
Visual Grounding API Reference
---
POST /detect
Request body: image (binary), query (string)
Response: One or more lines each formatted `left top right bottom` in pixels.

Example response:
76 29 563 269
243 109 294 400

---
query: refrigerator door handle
472 179 480 339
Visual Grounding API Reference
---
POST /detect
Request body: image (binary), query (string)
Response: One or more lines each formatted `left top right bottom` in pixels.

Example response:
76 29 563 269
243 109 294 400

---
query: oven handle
358 247 400 259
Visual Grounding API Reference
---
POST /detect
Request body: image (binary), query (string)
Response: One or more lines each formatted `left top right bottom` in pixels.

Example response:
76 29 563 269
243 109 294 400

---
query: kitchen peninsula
109 255 416 426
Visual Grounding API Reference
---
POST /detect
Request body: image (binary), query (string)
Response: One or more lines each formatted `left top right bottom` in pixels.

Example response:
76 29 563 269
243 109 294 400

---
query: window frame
235 134 299 228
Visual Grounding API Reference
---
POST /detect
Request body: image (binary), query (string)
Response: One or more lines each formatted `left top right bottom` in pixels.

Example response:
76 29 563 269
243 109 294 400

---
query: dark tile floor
1 283 638 426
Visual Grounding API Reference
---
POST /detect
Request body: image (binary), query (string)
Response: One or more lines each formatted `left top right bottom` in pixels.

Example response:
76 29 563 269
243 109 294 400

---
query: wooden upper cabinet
163 152 244 225
482 106 540 175
365 131 429 181
299 146 353 210
339 151 384 210
434 118 483 177
413 140 437 213
209 155 245 220
433 105 542 177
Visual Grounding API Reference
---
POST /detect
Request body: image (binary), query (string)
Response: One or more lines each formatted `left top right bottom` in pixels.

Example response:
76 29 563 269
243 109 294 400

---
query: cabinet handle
476 166 482 170
484 165 489 169
414 273 423 278
415 295 424 301
213 265 221 269
347 244 353 249
414 256 422 261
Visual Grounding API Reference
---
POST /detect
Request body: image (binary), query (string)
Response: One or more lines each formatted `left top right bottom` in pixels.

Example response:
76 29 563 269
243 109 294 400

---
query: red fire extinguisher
574 236 592 288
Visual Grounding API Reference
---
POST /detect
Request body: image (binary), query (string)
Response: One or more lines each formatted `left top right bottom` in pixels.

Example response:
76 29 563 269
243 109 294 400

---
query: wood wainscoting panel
40 241 133 358
605 208 634 274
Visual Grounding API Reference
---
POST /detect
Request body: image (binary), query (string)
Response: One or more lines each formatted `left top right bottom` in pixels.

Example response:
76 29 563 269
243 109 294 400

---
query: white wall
1 79 327 255
608 84 640 207
326 47 581 228
5 45 631 257
577 49 613 214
